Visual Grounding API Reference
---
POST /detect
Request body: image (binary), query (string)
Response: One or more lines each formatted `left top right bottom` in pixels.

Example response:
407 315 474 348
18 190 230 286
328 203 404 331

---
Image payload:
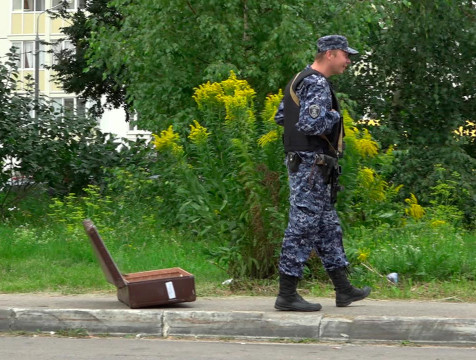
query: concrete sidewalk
1 293 476 345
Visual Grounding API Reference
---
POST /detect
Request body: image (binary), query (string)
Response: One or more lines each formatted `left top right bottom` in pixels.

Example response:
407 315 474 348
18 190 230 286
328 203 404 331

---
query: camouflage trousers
278 152 349 278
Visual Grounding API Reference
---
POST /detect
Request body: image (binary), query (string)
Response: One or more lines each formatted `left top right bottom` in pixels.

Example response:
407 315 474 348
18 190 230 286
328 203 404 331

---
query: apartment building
0 0 150 141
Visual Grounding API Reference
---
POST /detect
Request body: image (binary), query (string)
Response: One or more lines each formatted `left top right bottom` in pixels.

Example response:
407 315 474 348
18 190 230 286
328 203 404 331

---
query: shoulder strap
288 68 344 157
289 68 322 107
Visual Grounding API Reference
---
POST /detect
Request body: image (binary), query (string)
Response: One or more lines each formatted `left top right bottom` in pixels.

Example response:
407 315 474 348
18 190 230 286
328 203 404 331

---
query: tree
0 51 148 217
344 0 476 220
55 0 380 130
49 0 129 118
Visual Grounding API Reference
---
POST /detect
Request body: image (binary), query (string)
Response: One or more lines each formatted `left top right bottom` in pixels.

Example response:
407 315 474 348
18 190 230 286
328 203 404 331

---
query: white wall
98 106 131 138
97 101 151 142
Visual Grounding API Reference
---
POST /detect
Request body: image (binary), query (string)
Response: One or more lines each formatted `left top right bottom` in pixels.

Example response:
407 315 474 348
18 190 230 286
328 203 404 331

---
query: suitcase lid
83 219 126 288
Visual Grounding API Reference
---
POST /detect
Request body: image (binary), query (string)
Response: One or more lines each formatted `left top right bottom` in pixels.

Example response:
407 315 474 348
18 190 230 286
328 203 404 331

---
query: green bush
146 72 286 279
0 50 150 217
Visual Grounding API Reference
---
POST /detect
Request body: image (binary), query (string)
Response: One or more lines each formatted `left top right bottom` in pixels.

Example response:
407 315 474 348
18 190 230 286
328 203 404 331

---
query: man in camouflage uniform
274 35 371 311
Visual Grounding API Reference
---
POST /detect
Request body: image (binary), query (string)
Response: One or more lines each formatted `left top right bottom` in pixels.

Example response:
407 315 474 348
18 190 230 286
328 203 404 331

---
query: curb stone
163 311 322 339
319 316 476 345
0 307 476 345
0 309 13 331
10 308 163 335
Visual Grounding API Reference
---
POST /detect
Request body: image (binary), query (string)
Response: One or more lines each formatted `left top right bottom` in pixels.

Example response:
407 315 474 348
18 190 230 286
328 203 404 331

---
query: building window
51 97 87 116
52 0 86 10
11 41 46 70
12 0 45 12
12 0 85 12
51 40 75 66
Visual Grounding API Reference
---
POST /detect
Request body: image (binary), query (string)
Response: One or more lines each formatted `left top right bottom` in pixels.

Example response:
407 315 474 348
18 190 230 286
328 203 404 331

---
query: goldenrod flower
220 92 255 122
357 249 370 262
342 110 359 145
193 81 224 110
359 167 375 185
355 129 379 158
405 193 425 220
431 220 446 228
258 130 279 147
152 125 183 156
358 167 386 201
220 70 251 95
193 71 256 124
342 109 354 128
342 110 379 158
188 120 211 145
262 90 283 124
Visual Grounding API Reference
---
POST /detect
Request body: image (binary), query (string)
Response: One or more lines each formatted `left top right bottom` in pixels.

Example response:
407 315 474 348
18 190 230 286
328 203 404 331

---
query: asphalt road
0 336 475 360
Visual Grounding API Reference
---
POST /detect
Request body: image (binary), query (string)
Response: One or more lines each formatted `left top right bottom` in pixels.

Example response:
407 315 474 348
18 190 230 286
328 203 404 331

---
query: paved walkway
1 293 475 345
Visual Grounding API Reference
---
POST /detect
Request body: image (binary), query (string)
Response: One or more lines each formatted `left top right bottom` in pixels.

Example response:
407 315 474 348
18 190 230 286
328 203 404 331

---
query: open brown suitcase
83 219 196 308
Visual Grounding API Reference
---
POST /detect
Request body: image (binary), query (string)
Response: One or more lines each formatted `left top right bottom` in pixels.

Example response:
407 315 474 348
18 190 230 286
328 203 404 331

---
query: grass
0 222 227 295
1 192 475 301
1 220 476 301
345 222 476 282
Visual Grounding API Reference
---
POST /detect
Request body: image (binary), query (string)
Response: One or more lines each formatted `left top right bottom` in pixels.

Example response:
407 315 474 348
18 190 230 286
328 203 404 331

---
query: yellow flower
357 118 381 126
262 89 283 124
258 130 279 147
220 70 251 95
454 120 476 140
367 119 381 126
358 167 387 201
152 125 183 156
431 220 446 228
359 167 375 185
357 249 370 262
342 109 354 128
193 71 256 124
188 120 211 145
343 110 379 158
355 128 379 158
192 81 224 110
342 110 359 147
219 89 256 123
405 193 425 220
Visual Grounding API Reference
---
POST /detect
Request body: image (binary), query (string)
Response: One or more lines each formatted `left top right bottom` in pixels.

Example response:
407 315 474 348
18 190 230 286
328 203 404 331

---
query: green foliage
346 223 476 284
49 0 128 118
337 111 404 228
3 0 476 287
350 0 476 147
424 165 469 227
391 147 475 226
57 0 381 129
143 72 287 278
48 167 165 236
48 185 114 234
344 0 476 224
0 51 149 217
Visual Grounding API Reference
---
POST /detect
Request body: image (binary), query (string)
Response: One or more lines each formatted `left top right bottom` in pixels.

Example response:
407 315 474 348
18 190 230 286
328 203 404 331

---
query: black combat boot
327 267 371 307
274 273 322 311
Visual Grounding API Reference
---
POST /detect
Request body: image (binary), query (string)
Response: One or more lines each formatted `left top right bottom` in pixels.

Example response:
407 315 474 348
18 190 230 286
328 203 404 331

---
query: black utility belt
286 152 340 173
313 153 341 173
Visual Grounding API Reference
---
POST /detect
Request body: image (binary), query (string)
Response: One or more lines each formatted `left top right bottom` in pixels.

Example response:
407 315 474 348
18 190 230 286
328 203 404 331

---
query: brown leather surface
83 219 196 308
83 219 126 288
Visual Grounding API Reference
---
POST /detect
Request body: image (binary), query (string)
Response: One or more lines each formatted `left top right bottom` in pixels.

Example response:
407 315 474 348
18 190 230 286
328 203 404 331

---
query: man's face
329 50 351 75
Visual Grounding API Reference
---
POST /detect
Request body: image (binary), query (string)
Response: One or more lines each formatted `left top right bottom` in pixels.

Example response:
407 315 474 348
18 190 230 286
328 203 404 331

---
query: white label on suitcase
165 281 176 299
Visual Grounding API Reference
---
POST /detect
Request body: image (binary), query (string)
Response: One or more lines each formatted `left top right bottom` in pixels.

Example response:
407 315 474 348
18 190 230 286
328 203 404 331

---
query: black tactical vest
283 68 343 156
